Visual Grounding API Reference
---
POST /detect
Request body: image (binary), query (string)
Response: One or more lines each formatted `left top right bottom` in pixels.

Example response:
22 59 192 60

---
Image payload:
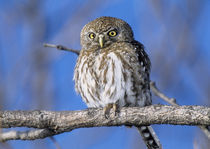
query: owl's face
80 16 134 50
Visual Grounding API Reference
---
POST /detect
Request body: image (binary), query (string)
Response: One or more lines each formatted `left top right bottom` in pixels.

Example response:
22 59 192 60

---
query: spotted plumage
74 16 162 149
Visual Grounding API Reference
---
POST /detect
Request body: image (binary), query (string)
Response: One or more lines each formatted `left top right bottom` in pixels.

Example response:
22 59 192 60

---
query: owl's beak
98 35 104 48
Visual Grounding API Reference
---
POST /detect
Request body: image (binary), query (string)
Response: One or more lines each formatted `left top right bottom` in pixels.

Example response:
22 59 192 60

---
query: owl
74 16 162 149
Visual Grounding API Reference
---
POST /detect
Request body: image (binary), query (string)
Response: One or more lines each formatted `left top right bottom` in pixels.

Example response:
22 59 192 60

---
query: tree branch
0 129 58 142
150 81 178 106
43 43 80 55
150 81 210 140
0 105 209 141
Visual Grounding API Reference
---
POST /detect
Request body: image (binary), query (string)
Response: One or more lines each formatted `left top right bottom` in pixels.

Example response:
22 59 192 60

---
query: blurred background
0 0 209 149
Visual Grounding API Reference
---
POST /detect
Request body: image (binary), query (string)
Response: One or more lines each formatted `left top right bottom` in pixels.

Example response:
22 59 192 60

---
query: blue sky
0 0 209 149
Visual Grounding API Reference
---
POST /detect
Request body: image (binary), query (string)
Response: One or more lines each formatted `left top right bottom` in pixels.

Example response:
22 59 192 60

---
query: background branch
150 82 178 106
0 105 209 141
43 43 80 55
150 81 210 140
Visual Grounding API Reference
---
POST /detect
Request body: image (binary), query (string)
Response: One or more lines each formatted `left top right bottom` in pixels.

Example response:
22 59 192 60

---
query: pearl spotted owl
74 16 162 149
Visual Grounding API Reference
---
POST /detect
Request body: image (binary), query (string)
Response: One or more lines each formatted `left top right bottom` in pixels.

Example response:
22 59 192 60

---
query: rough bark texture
0 105 209 129
0 105 209 141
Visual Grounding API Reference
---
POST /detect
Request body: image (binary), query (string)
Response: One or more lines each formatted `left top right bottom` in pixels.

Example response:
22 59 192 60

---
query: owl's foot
103 103 118 118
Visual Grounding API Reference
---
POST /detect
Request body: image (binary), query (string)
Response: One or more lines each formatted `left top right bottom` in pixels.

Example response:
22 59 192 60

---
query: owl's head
80 16 134 50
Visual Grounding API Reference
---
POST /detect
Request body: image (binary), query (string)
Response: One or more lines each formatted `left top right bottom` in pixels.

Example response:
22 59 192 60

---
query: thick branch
0 105 209 141
1 105 209 129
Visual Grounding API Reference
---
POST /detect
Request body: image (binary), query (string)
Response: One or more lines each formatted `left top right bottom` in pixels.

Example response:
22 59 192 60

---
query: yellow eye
89 33 95 39
108 30 117 37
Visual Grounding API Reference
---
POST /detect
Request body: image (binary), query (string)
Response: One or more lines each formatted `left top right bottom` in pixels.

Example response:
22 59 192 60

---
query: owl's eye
89 33 95 39
108 30 117 37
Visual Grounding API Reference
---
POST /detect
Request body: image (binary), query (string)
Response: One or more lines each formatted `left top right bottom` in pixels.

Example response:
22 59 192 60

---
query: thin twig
150 81 178 106
150 81 210 140
43 43 80 55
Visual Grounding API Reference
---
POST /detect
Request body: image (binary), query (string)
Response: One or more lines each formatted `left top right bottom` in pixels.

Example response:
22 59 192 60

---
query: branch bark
0 105 209 141
43 43 80 55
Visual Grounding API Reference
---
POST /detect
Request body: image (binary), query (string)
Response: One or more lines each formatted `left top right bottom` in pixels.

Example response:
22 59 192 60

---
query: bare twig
150 81 210 140
43 43 80 55
150 81 178 106
0 105 209 141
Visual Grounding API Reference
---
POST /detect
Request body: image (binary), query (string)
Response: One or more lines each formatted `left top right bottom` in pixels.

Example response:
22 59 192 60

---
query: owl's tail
136 126 162 149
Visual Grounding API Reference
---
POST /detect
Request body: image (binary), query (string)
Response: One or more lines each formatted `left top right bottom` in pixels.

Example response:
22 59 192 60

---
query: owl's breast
74 43 151 108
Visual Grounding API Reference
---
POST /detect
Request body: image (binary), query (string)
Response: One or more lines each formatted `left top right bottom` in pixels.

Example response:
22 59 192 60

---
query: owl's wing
131 41 163 148
131 40 151 73
131 40 151 106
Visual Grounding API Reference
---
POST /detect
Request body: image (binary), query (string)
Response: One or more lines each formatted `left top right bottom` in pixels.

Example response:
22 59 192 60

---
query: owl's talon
113 103 118 116
103 104 112 118
103 103 118 118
